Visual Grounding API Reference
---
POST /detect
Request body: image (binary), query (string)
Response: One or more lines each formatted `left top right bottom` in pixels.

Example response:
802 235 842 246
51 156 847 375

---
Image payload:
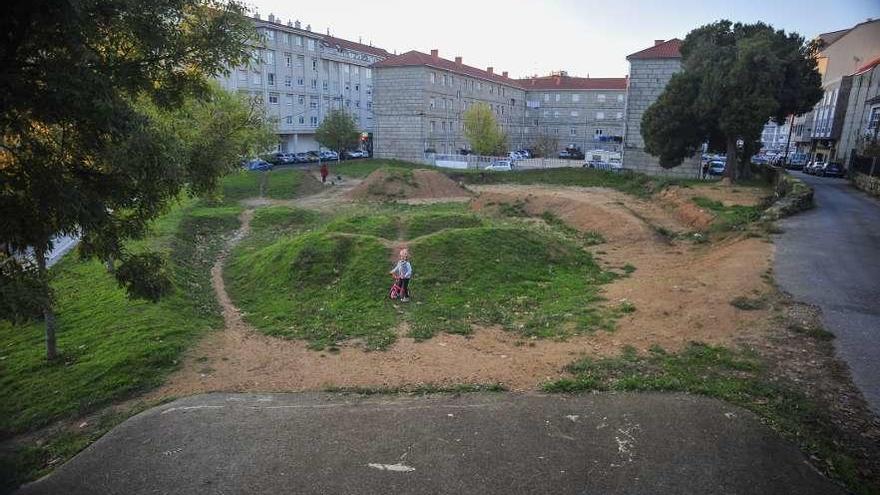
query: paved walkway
18 392 842 495
775 173 880 413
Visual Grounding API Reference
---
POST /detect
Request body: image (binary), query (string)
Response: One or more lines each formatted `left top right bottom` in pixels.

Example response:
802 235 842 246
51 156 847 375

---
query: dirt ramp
345 168 472 201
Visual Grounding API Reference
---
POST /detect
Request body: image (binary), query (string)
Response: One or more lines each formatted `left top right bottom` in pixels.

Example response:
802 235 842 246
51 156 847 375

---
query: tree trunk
35 246 58 360
725 136 738 183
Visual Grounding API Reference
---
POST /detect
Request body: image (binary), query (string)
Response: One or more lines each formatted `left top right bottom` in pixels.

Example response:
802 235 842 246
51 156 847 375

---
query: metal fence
425 153 599 171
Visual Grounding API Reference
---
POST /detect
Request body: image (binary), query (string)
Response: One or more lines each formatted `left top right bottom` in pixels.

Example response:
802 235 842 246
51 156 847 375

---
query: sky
249 0 880 78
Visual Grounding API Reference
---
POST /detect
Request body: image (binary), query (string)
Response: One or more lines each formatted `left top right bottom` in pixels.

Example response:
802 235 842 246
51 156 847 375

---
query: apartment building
838 57 880 166
372 50 628 162
216 13 391 153
622 39 701 178
760 119 794 153
519 73 627 152
793 19 880 162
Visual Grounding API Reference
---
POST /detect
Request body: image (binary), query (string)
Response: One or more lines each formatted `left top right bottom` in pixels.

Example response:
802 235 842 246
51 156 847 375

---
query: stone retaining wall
852 172 880 198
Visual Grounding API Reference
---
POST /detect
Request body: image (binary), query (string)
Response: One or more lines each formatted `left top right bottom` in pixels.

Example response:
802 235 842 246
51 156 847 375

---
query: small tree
532 133 559 158
0 0 272 359
315 109 359 163
463 103 507 156
641 20 823 182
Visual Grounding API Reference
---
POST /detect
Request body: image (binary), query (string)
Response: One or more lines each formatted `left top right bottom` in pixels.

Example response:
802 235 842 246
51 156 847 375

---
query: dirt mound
658 188 716 231
345 168 471 201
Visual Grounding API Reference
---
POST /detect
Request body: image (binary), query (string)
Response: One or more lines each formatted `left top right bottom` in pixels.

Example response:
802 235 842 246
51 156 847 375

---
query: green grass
543 343 875 495
331 159 426 178
226 204 619 348
692 196 763 232
0 200 240 437
219 167 319 203
448 167 685 198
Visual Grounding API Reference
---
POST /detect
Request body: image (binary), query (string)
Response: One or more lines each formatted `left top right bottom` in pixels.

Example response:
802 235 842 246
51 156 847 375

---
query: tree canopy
0 0 273 358
463 103 507 156
315 109 360 158
641 20 823 181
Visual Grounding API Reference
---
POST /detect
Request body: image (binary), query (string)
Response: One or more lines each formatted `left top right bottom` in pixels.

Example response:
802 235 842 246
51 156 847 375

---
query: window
365 68 372 79
310 116 318 126
430 72 436 84
554 110 559 118
283 33 290 45
616 112 623 119
617 94 624 102
284 76 292 87
543 93 550 102
430 121 436 132
570 128 577 136
596 112 605 120
285 115 293 124
322 81 328 91
570 110 579 117
252 72 261 84
311 58 317 71
555 94 560 102
267 73 275 86
268 93 279 104
595 129 604 136
285 94 293 106
296 55 305 67
553 128 559 135
429 97 435 109
295 35 303 47
344 64 349 74
285 53 292 67
441 121 446 132
354 84 359 92
311 79 317 89
298 115 305 124
265 29 275 41
297 77 304 86
307 39 315 51
353 67 359 76
298 95 304 105
597 94 606 102
572 94 580 102
266 50 275 65
869 106 880 129
442 74 447 86
309 98 318 109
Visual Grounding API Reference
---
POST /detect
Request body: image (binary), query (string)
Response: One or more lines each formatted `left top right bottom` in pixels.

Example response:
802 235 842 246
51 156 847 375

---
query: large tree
315 109 360 163
463 103 507 156
0 0 273 359
642 20 823 181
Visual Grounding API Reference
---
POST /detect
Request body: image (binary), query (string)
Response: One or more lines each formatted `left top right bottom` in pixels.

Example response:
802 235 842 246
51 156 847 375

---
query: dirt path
144 181 775 397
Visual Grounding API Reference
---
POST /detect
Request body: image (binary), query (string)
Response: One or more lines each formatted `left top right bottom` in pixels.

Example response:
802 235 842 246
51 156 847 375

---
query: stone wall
622 57 700 177
853 172 880 198
373 66 427 162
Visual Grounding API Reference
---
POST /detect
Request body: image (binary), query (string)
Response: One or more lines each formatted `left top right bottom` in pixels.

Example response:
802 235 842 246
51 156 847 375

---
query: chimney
487 67 493 74
455 56 463 65
268 13 275 22
306 24 311 31
294 20 301 29
254 12 260 20
554 75 561 85
430 49 439 60
502 71 508 78
654 39 665 46
287 21 292 27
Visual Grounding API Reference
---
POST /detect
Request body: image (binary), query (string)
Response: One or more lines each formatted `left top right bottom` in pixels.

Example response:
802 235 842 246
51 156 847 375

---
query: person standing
320 162 329 184
390 249 413 302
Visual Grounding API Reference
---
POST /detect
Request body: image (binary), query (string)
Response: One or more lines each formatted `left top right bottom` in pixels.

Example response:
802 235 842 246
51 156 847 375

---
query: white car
485 160 514 171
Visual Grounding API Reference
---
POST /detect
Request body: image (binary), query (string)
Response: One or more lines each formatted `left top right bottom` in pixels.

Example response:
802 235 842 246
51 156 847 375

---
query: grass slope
220 167 320 203
0 200 240 436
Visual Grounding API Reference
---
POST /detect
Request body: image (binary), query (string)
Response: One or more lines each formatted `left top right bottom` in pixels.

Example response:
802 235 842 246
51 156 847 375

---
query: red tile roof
372 50 523 87
322 35 391 59
853 55 880 75
518 75 627 90
626 39 683 60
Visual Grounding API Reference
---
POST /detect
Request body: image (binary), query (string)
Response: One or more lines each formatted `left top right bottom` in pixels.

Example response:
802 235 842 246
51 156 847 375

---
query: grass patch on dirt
226 231 396 350
692 196 763 232
0 200 239 437
405 226 617 340
449 167 683 198
542 343 874 495
220 167 320 203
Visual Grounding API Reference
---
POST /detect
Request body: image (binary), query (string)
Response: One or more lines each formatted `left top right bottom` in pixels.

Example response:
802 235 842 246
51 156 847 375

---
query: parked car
508 151 524 161
246 159 272 171
485 160 514 171
817 162 845 178
805 160 826 175
268 152 296 165
319 150 339 161
558 145 585 160
516 149 532 159
293 152 313 163
706 160 726 176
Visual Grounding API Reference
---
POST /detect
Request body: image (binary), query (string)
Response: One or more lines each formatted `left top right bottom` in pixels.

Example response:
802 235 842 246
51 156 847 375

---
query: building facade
838 57 880 166
760 119 794 153
622 39 701 178
373 50 628 162
216 14 391 153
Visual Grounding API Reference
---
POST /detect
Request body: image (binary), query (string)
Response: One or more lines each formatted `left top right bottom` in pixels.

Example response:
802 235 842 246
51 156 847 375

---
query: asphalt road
774 172 880 413
18 392 842 495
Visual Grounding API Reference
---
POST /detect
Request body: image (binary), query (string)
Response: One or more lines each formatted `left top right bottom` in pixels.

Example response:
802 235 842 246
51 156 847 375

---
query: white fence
426 153 598 171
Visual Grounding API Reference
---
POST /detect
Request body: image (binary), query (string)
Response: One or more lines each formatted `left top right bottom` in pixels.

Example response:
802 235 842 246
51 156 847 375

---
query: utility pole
781 114 795 168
